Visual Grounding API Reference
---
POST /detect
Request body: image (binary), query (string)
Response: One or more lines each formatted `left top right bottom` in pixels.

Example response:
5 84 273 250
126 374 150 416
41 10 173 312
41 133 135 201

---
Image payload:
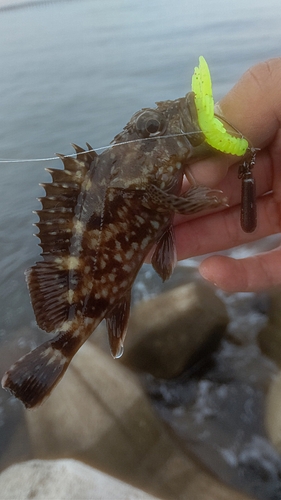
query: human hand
175 57 281 292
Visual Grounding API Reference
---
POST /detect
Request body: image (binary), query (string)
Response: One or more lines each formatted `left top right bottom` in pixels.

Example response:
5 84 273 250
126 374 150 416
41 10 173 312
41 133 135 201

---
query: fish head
108 92 215 192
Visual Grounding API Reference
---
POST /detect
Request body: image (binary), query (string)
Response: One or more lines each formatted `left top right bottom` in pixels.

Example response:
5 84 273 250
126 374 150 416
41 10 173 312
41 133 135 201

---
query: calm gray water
0 0 281 333
1 0 281 496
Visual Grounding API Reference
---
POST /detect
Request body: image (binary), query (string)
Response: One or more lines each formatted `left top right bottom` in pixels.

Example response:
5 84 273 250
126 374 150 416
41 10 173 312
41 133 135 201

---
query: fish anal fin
106 292 131 359
25 263 70 333
151 225 177 281
1 339 70 408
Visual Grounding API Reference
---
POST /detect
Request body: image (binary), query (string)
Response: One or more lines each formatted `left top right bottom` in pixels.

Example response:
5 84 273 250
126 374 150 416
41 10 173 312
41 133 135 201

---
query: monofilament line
0 128 246 165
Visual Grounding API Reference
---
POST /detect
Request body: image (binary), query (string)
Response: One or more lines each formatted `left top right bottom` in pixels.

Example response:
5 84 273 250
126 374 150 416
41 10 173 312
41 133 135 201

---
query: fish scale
2 92 227 408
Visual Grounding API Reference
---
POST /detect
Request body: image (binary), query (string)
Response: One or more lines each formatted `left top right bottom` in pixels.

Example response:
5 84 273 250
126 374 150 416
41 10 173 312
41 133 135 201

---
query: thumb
199 248 281 292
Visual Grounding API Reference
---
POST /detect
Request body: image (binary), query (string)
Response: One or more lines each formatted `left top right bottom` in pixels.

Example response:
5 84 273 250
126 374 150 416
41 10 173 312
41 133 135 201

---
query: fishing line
0 127 247 165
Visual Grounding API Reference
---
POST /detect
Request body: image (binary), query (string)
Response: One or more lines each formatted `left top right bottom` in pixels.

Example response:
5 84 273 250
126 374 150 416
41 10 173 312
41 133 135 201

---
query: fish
1 90 227 408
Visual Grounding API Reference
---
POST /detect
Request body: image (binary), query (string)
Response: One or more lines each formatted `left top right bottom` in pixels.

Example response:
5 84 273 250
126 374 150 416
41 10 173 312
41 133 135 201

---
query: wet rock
265 371 281 452
0 416 32 473
257 286 281 367
26 342 192 498
259 325 281 368
121 282 228 378
0 459 161 500
24 342 252 500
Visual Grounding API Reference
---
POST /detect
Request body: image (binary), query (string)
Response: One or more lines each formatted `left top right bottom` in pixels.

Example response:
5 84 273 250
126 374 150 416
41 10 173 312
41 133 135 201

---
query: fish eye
136 110 166 138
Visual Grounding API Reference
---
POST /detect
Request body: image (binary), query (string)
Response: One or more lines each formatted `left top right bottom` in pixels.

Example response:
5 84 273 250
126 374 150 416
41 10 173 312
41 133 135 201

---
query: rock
121 282 228 378
0 417 32 473
258 324 281 367
265 371 281 451
24 342 253 500
0 459 161 499
26 342 191 498
258 286 281 367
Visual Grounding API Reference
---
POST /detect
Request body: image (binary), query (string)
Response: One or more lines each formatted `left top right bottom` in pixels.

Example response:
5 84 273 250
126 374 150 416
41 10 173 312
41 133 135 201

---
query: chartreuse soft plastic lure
192 56 248 156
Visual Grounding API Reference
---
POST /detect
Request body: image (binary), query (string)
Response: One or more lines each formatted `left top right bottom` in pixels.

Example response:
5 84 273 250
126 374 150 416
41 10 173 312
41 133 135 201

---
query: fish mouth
179 92 205 146
177 93 218 161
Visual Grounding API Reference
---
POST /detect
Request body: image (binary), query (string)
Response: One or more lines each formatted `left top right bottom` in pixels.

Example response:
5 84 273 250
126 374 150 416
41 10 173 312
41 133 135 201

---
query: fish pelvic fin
151 225 177 282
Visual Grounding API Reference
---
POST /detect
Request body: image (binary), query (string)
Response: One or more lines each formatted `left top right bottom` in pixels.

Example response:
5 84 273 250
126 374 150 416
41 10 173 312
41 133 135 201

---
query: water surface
1 0 281 496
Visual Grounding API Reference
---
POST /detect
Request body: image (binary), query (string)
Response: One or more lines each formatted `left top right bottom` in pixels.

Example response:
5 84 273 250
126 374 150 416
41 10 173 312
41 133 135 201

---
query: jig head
238 148 257 233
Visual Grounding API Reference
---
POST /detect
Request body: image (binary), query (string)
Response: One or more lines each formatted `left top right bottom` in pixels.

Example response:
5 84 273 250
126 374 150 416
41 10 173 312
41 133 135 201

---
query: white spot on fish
60 320 73 332
66 256 80 270
136 215 145 224
40 347 53 359
114 253 123 263
125 249 134 260
140 236 151 250
74 220 85 236
150 220 160 229
120 222 129 231
73 171 82 181
46 349 67 367
67 290 75 304
83 317 95 327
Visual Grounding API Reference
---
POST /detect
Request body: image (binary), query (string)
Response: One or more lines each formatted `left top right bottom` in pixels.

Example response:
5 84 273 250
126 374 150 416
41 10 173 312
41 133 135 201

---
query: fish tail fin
1 337 72 409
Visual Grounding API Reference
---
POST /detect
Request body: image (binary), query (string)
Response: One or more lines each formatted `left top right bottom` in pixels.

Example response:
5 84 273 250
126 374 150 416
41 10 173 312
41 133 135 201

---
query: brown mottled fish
2 91 226 408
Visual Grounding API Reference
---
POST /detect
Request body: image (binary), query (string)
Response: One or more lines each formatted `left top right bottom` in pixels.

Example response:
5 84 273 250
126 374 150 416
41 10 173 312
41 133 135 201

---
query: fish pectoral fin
146 184 227 215
106 291 131 359
151 225 177 281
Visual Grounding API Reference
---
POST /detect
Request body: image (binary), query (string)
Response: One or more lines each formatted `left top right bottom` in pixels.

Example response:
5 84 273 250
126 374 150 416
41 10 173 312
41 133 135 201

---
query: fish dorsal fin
106 291 131 358
27 145 98 333
151 225 177 281
36 143 97 256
